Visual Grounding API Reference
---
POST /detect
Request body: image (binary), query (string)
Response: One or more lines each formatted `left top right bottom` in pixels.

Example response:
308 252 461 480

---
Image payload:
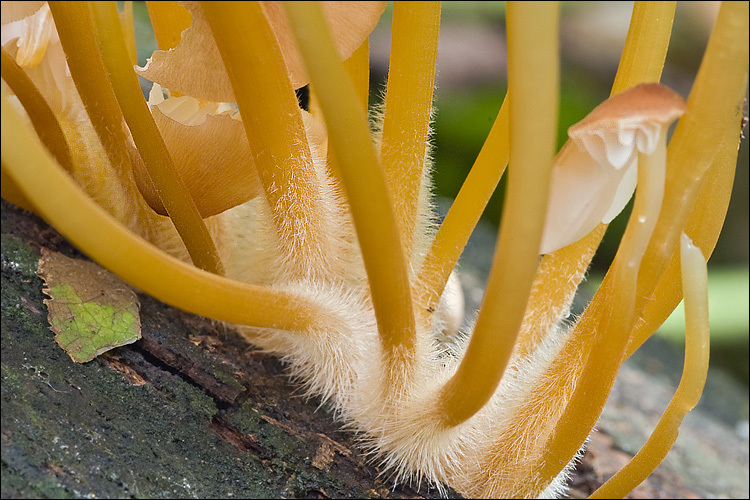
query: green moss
1 234 40 279
223 401 373 498
227 403 304 458
1 238 274 498
208 364 246 394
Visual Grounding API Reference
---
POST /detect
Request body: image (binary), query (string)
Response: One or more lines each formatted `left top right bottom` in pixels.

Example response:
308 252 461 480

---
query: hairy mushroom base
1 1 748 498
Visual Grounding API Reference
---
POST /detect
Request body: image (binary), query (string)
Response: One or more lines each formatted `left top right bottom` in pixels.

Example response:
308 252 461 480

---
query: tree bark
1 199 455 499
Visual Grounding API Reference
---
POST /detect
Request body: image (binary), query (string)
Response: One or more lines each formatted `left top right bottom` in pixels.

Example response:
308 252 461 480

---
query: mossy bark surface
1 199 454 499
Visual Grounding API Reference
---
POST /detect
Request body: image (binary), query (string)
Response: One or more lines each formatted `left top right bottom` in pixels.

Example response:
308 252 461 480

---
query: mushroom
1 1 51 67
130 83 262 217
132 83 328 218
131 1 384 218
540 83 687 255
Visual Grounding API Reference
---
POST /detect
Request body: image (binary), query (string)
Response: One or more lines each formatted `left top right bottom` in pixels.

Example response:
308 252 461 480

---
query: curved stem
2 90 325 332
626 107 743 356
591 234 710 498
283 1 417 365
0 48 73 173
436 1 559 427
88 1 223 275
538 132 668 487
416 96 508 319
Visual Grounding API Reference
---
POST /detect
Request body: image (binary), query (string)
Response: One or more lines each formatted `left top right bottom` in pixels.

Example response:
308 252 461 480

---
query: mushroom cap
1 1 45 25
540 83 687 255
569 83 687 170
570 83 687 135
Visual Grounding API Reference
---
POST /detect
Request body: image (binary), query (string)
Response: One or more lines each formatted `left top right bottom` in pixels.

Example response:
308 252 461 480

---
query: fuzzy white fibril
224 91 577 498
235 264 577 498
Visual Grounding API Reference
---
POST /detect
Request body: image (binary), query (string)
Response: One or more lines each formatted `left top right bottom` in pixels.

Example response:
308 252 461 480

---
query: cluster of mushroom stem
1 1 747 497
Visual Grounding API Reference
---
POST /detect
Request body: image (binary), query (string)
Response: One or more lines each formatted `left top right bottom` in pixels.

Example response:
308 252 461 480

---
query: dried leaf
37 248 141 363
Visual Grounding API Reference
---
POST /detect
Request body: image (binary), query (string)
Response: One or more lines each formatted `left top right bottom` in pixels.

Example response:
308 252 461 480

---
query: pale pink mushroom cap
540 83 687 255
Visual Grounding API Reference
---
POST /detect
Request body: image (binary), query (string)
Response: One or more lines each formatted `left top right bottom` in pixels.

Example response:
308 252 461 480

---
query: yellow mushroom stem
344 39 370 115
626 114 743 357
47 2 134 183
436 1 559 427
1 88 329 332
590 233 710 498
201 1 331 280
512 0 676 359
1 158 35 213
421 0 676 356
379 1 441 257
118 0 136 66
628 0 748 352
145 0 192 52
0 48 73 173
416 95 509 322
610 1 675 96
538 125 669 487
86 1 224 276
312 38 370 195
533 5 746 490
283 1 418 370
